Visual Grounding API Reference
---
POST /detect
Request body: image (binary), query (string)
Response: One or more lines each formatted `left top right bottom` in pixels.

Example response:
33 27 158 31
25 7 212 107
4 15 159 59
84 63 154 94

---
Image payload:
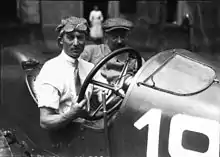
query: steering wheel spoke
116 58 131 88
90 80 115 91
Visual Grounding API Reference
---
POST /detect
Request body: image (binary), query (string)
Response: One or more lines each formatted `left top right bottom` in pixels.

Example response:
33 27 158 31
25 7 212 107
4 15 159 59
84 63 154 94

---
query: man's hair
55 16 89 47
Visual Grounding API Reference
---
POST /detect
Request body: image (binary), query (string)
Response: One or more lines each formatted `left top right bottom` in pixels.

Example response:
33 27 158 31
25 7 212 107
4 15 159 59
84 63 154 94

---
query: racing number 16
134 109 220 157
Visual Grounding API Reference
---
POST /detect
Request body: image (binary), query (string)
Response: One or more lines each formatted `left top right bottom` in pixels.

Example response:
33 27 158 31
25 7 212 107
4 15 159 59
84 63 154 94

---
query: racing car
1 46 219 157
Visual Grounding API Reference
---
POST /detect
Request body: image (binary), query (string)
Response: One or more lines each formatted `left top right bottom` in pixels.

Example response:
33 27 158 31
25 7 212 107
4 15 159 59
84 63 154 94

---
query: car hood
122 49 220 122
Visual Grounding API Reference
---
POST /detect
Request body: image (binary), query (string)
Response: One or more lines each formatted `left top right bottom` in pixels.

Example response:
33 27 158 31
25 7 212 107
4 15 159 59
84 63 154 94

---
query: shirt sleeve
89 11 94 22
34 62 61 110
81 46 92 62
82 45 106 65
99 11 104 21
36 83 60 110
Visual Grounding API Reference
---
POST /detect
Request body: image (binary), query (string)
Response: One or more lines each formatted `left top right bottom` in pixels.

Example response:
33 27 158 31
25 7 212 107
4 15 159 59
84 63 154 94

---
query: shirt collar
60 50 78 66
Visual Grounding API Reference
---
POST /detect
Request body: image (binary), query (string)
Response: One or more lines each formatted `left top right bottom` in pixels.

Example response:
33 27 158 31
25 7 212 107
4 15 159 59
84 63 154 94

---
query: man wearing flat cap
35 16 107 130
81 17 145 83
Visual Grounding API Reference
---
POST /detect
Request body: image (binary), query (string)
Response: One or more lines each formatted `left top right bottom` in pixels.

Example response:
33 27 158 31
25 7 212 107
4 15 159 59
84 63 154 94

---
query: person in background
89 5 104 42
81 17 145 84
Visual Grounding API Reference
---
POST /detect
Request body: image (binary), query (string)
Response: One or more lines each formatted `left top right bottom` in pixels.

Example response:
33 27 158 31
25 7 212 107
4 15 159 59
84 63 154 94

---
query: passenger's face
62 31 86 59
105 29 129 51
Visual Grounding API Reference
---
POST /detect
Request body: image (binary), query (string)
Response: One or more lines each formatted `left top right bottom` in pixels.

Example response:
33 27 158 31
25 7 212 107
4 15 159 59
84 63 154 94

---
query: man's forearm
40 111 78 130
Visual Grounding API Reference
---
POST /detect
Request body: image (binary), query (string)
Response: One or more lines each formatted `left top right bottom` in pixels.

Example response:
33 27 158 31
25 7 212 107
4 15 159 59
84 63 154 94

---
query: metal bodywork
109 49 220 157
1 47 220 157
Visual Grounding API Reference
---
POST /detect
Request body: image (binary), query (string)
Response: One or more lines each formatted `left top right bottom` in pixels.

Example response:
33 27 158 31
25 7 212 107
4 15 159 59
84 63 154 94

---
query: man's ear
60 38 63 45
103 33 109 42
57 37 63 48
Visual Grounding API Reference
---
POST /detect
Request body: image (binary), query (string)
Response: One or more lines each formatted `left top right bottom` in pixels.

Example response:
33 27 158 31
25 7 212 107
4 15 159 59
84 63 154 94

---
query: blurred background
0 0 220 61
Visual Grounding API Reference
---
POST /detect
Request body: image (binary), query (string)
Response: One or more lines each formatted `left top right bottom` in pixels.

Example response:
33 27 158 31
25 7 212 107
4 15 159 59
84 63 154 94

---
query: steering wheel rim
77 47 142 120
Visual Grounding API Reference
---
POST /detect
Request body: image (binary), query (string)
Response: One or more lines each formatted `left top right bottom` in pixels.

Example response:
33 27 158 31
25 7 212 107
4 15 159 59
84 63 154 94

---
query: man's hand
106 60 124 70
101 70 121 82
71 99 87 114
63 99 87 120
39 99 88 130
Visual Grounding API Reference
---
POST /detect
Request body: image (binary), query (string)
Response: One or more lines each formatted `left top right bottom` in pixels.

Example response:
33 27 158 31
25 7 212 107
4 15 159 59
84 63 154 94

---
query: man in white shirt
35 16 106 130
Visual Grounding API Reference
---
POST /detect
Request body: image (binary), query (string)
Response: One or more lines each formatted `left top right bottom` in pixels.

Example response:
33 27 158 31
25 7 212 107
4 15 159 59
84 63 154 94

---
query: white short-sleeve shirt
35 50 106 114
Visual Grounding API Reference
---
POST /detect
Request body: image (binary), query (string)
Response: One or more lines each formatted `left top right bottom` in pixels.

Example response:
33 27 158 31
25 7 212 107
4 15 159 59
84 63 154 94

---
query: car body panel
108 49 220 157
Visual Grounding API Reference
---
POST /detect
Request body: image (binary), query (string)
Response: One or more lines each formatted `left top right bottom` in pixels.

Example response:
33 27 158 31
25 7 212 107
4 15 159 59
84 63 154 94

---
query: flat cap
103 18 133 32
56 16 88 34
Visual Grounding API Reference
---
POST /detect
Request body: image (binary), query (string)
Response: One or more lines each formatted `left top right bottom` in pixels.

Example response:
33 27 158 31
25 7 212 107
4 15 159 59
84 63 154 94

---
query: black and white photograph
0 0 220 157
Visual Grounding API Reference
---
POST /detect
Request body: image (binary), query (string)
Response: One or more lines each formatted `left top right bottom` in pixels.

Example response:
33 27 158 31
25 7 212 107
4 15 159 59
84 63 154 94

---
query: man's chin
69 51 81 58
112 46 125 51
69 53 80 59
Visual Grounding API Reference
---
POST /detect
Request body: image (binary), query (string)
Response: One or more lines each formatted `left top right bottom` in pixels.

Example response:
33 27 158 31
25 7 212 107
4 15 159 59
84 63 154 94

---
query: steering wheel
77 47 142 120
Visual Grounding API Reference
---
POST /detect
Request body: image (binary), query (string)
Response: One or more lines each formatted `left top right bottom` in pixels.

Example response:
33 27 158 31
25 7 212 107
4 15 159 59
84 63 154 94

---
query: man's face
62 31 86 59
105 29 129 51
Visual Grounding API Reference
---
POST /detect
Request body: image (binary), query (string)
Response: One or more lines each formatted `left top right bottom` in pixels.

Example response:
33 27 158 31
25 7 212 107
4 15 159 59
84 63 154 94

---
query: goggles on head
56 16 88 35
